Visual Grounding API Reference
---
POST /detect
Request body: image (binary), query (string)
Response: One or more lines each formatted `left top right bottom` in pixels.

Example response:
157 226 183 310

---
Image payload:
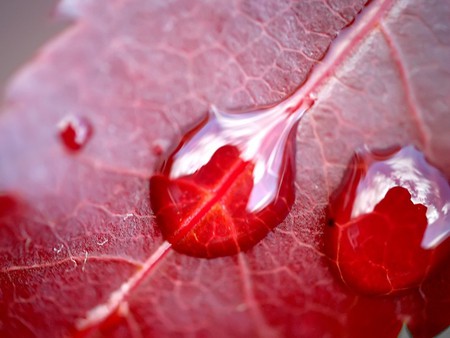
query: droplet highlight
150 98 313 258
58 115 92 151
326 145 450 295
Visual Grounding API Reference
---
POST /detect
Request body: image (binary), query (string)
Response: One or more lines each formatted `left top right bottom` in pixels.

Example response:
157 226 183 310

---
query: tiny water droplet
151 139 169 157
58 115 92 151
152 144 164 156
326 145 450 295
150 98 313 258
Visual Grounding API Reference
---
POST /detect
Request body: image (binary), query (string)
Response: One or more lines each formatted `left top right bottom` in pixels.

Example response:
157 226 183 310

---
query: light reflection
169 100 312 212
350 146 450 249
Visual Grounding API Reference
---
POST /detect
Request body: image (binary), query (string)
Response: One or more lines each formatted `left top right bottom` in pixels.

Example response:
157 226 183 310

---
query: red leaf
1 0 449 337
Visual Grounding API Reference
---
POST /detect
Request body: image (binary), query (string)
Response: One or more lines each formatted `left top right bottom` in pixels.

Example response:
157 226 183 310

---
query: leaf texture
0 0 449 337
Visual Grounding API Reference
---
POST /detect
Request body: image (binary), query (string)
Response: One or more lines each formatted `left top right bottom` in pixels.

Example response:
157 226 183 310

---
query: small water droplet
58 115 92 151
152 144 164 156
150 98 313 258
326 145 450 295
152 139 169 157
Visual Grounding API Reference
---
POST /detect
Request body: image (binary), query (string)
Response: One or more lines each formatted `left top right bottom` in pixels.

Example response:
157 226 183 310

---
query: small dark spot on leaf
327 218 335 227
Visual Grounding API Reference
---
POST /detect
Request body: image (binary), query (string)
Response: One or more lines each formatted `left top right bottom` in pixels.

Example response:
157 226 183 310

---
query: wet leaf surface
0 0 449 337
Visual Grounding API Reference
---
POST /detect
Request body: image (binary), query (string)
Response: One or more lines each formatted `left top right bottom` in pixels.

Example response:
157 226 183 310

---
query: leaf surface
1 0 449 337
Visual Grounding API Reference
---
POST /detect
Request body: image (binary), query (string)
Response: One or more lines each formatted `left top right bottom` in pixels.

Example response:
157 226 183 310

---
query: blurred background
0 0 66 95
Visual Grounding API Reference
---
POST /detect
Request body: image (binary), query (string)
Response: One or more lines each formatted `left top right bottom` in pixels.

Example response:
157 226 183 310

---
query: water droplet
151 139 169 157
150 98 313 258
58 115 92 151
152 144 164 156
326 145 450 295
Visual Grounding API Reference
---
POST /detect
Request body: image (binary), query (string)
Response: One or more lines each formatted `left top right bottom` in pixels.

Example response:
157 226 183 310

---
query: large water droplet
150 98 313 258
326 145 450 295
58 115 92 151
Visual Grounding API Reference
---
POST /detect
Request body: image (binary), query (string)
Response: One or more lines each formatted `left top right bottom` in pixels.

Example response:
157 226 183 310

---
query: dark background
0 0 66 94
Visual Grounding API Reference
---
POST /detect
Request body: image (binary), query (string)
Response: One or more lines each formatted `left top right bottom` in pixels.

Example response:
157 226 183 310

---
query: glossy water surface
58 115 92 151
326 145 450 295
150 99 313 258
